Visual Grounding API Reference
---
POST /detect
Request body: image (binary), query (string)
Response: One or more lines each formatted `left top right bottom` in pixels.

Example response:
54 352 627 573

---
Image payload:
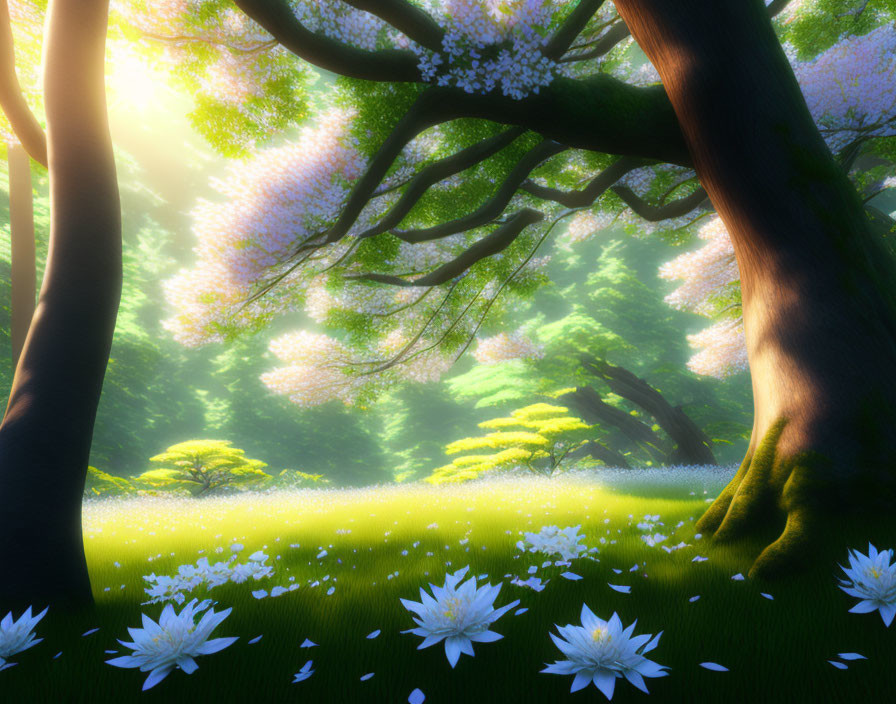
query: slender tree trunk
8 143 34 368
0 0 118 607
614 0 896 576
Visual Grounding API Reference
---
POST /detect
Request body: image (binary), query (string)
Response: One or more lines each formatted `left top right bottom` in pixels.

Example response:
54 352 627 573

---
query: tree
134 440 270 497
146 0 896 577
0 1 47 367
0 0 120 607
429 402 594 483
83 466 135 498
613 0 896 576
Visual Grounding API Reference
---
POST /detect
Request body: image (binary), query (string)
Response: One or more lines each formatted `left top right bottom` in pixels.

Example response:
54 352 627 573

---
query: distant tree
83 466 135 498
267 468 329 490
429 402 593 483
134 440 270 497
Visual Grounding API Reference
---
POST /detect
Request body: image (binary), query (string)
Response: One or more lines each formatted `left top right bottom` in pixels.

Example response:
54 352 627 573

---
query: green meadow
2 468 894 703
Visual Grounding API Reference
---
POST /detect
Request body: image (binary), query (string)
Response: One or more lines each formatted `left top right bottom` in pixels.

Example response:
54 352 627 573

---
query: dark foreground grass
1 469 893 704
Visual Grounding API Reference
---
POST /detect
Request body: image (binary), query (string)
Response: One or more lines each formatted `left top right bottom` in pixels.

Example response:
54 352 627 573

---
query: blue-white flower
106 599 238 690
839 543 896 626
542 605 667 700
519 525 588 561
0 606 48 672
401 566 519 668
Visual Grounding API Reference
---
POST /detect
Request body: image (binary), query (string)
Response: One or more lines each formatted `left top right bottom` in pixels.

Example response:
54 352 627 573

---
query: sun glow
107 43 165 114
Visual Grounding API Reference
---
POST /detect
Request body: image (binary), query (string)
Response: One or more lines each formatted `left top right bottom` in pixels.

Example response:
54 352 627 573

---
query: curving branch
520 155 649 207
393 140 566 243
611 183 709 221
233 0 421 81
0 0 47 166
323 88 460 245
342 0 444 53
358 127 526 240
559 21 631 63
347 208 544 287
139 31 278 54
544 0 606 60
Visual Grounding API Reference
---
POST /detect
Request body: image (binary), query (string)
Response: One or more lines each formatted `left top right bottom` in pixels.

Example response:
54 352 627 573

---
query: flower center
442 597 464 622
591 626 610 643
867 566 882 579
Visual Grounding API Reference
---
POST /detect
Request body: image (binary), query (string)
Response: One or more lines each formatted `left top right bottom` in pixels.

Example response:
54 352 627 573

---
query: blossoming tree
147 0 896 577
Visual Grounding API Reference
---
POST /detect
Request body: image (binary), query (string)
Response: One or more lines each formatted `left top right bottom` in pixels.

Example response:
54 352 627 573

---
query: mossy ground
2 469 894 703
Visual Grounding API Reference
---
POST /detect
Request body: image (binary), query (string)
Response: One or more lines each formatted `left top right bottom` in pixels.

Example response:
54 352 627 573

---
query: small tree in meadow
135 440 270 497
83 467 136 498
429 403 592 483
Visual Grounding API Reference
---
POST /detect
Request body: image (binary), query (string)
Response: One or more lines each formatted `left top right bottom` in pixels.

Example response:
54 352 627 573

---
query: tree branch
544 0 606 59
0 0 47 166
233 0 421 81
347 208 544 287
393 140 566 243
520 155 649 207
323 88 457 244
342 0 444 53
139 31 278 54
558 21 631 63
610 183 709 221
358 127 526 240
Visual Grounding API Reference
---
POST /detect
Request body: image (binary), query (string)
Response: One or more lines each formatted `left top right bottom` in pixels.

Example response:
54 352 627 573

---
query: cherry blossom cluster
684 319 749 379
416 0 560 99
659 216 739 317
290 1 397 52
162 110 365 346
659 216 746 379
790 25 896 153
472 329 544 364
260 329 453 407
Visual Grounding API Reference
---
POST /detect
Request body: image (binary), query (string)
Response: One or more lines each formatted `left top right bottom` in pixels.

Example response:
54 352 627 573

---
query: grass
2 466 894 703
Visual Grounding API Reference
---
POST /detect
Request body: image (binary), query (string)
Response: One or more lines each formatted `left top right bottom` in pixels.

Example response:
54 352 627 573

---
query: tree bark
614 0 896 576
7 143 34 368
0 0 119 607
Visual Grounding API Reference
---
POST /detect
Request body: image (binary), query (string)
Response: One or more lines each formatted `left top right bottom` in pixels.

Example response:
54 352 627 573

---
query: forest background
0 73 760 487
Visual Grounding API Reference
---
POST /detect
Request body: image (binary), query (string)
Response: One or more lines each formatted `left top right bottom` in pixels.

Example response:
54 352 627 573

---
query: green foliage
267 469 330 490
133 440 270 497
446 235 753 465
429 403 592 483
83 467 136 498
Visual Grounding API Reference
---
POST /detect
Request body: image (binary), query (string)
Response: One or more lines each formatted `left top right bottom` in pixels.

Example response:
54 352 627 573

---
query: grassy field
2 467 894 703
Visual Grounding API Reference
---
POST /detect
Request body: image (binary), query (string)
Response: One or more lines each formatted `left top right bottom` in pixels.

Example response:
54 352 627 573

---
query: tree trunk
7 143 35 368
614 0 896 577
560 385 669 462
0 0 119 607
582 356 717 465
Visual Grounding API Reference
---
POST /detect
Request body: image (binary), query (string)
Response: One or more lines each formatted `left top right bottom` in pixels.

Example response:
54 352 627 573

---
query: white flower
106 599 238 690
839 543 896 626
521 526 588 561
400 566 519 668
0 606 48 672
542 605 667 700
230 543 244 554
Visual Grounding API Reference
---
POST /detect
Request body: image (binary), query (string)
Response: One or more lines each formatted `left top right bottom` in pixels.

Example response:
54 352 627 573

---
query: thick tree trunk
8 143 35 368
0 0 118 607
615 0 896 576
